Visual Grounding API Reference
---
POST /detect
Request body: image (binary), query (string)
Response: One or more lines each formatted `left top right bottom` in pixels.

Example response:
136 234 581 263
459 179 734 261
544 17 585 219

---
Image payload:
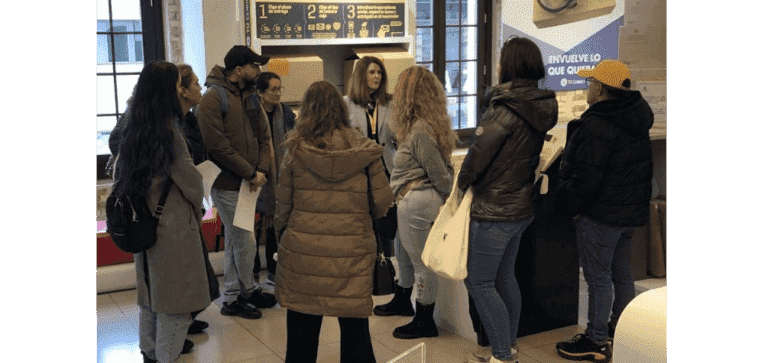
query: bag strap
153 179 173 217
206 84 229 119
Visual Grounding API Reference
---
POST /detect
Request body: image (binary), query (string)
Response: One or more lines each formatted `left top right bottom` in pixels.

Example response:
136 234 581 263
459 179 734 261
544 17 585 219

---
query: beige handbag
421 176 473 280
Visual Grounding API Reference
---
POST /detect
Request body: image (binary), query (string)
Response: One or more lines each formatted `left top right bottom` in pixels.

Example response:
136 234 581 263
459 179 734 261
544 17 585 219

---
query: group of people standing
108 35 653 363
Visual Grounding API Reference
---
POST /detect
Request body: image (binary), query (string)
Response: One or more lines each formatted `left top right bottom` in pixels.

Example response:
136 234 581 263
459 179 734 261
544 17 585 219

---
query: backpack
194 83 264 120
106 180 172 253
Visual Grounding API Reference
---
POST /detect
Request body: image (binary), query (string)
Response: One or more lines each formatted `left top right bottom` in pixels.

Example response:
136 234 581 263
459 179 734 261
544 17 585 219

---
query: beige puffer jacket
274 126 394 318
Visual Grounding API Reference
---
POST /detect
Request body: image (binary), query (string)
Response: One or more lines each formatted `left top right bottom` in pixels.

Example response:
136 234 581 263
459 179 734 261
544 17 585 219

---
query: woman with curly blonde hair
384 65 458 339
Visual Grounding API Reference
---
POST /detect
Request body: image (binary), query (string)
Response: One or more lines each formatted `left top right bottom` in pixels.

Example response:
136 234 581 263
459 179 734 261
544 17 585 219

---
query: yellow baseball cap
577 59 631 90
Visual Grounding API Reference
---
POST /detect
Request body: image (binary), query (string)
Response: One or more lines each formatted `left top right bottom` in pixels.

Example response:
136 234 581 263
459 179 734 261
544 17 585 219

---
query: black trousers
285 309 376 363
254 214 277 275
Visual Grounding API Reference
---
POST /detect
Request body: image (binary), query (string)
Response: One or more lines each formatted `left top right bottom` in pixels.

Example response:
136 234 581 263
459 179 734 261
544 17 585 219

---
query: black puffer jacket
554 90 654 227
457 79 558 222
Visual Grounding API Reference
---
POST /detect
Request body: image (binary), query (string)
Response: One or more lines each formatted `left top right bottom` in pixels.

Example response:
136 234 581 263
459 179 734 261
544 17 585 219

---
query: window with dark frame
415 0 492 145
97 0 164 179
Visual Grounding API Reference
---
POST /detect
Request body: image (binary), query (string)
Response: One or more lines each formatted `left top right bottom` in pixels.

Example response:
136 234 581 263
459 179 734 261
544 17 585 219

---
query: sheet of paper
196 161 221 201
233 179 262 232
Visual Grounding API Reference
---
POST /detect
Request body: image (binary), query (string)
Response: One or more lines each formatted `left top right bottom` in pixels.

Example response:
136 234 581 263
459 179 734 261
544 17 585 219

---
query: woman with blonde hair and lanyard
386 65 458 339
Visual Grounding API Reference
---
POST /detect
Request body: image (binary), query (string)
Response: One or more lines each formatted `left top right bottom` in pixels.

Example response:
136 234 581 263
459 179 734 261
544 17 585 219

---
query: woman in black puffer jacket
457 37 557 363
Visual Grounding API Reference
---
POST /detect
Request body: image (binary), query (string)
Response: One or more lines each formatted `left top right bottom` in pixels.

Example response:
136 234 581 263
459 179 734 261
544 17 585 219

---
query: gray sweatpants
395 188 444 305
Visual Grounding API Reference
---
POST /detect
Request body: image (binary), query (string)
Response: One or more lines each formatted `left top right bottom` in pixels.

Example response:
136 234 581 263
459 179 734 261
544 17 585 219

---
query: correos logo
561 78 568 87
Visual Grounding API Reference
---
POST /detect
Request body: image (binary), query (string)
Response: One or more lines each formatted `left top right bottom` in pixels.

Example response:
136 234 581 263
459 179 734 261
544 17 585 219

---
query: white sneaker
466 346 491 363
489 357 518 363
466 344 518 363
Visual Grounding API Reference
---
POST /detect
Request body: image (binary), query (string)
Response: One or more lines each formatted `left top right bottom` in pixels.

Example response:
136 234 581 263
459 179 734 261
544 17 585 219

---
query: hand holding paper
234 179 262 232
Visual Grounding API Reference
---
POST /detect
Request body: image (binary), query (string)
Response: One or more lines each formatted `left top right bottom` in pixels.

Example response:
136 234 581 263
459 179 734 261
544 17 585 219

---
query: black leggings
285 309 376 363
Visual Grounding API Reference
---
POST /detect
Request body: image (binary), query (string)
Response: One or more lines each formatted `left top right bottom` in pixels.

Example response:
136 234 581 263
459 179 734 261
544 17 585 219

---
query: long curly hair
390 66 458 162
112 61 183 198
284 81 350 152
347 56 392 107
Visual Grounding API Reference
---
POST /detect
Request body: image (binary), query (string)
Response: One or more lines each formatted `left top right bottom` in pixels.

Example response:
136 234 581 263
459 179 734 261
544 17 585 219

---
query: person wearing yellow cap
553 59 654 363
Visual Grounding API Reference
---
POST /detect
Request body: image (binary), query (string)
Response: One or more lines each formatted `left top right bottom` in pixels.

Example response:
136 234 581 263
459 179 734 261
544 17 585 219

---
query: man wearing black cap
196 45 277 319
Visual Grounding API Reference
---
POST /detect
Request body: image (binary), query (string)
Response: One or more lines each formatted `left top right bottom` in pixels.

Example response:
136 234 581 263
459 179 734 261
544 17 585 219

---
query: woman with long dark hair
274 81 393 363
458 37 558 363
113 61 210 363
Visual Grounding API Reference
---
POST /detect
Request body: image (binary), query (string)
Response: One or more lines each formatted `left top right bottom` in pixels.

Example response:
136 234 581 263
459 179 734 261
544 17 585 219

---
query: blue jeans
464 217 533 361
574 215 636 343
211 188 259 303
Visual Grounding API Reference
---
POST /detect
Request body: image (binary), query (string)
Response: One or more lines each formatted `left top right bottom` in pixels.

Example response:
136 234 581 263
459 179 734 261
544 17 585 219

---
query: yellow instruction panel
251 0 405 40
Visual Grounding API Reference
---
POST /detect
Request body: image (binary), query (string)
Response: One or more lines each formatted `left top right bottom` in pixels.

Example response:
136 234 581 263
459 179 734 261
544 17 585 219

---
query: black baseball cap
224 45 270 71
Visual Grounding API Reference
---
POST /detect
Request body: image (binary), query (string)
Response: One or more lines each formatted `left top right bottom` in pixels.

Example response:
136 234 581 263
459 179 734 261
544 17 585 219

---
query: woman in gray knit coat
385 65 459 339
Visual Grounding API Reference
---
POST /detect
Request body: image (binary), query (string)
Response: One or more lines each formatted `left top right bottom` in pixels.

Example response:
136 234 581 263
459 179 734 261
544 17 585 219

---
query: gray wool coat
133 122 211 314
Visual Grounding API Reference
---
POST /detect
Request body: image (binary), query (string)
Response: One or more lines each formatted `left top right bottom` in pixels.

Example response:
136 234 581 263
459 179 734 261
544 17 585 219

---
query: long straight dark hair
113 61 183 198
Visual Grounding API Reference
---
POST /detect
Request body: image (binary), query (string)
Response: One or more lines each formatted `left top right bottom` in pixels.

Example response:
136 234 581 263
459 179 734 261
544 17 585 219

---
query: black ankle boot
392 302 438 339
373 285 415 317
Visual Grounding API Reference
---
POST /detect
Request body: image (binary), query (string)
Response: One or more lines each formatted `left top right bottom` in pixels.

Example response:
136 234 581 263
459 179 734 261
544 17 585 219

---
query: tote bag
421 176 473 280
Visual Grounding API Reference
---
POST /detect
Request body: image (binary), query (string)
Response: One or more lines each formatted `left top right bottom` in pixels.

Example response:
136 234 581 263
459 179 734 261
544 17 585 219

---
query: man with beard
196 45 277 319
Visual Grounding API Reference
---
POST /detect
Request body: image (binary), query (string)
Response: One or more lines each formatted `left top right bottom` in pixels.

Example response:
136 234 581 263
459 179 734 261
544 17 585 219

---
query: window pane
97 115 118 155
418 63 433 73
445 62 460 96
461 96 478 128
461 61 477 96
446 1 460 26
447 96 460 129
461 27 477 61
116 74 141 113
446 27 460 62
97 19 109 32
98 116 119 134
416 0 432 27
416 27 433 62
115 61 144 74
97 34 111 64
111 0 142 22
97 75 117 115
97 0 111 22
461 0 477 26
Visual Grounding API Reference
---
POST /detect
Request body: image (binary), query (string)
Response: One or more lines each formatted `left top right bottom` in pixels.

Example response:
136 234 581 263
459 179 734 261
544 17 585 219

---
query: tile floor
97 270 666 363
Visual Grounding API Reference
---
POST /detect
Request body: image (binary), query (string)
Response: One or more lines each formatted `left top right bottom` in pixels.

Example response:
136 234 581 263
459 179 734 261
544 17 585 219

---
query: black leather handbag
373 250 396 296
366 166 397 296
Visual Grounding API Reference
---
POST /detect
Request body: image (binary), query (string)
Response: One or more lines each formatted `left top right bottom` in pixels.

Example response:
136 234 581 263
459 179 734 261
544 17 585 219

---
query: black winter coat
554 90 654 227
457 79 558 222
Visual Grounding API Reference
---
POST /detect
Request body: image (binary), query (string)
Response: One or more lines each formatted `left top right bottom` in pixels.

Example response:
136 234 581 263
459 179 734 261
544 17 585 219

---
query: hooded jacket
554 90 654 227
457 79 558 222
195 65 271 191
273 126 394 318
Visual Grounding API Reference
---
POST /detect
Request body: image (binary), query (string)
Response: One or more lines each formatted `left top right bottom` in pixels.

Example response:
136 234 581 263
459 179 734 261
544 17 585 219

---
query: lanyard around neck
367 104 378 135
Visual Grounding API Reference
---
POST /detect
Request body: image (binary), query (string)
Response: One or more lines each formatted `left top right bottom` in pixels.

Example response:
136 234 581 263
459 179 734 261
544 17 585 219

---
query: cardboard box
343 47 415 96
533 0 616 29
265 54 324 103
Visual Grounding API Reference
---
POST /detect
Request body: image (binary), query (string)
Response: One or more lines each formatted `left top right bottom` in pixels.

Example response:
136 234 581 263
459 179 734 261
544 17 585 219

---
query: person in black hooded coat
458 37 557 363
554 60 654 363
